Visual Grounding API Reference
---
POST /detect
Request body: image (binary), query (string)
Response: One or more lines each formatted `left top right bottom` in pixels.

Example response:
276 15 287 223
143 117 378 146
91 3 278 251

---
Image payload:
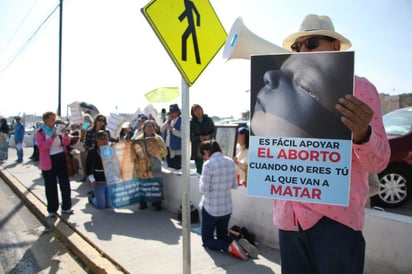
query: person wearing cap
13 116 25 163
132 114 148 139
233 127 249 186
36 111 73 217
86 130 112 209
120 122 133 141
190 104 216 174
160 104 182 169
265 15 390 274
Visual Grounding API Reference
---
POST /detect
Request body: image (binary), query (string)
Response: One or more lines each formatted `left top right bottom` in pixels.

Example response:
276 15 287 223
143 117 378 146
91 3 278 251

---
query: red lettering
329 152 340 163
277 149 341 162
271 184 282 195
289 149 297 160
283 186 293 196
270 185 322 199
312 188 322 199
301 187 310 198
267 148 274 158
299 150 309 160
277 148 287 159
258 148 274 158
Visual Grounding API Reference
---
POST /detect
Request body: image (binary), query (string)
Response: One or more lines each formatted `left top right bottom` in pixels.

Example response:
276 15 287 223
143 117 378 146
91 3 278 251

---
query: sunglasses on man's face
291 37 335 52
96 118 106 123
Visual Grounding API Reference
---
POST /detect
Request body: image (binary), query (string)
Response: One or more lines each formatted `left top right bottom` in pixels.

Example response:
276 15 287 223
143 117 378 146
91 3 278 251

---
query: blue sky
0 0 411 118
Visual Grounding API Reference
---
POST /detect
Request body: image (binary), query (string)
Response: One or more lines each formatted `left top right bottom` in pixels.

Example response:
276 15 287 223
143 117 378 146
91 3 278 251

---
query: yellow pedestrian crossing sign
141 0 227 86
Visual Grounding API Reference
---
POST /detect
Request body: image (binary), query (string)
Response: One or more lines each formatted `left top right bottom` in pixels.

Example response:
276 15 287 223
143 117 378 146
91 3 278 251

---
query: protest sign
68 101 83 124
99 140 164 208
248 52 354 206
107 113 125 139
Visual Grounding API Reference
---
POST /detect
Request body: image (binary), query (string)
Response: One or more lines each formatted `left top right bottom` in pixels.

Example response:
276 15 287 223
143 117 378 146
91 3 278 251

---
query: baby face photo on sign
250 51 354 140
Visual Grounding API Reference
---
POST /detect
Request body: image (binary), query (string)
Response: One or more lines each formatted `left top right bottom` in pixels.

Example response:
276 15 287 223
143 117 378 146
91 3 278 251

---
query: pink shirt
36 129 71 171
273 76 390 231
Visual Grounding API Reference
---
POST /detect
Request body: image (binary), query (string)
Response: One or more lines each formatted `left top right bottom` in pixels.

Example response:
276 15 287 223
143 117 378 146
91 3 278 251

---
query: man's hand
335 94 373 143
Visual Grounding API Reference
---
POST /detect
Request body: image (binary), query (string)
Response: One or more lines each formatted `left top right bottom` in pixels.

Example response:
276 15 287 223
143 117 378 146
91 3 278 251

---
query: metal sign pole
181 77 191 274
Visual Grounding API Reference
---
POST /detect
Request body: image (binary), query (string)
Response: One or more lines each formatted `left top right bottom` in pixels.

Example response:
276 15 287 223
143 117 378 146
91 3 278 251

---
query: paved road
0 177 89 273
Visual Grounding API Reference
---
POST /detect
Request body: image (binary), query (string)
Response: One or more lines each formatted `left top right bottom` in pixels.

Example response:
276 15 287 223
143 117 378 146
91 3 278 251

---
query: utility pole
57 0 63 116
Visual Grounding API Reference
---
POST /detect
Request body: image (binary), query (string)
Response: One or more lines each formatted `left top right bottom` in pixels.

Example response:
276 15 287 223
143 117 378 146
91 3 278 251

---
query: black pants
42 152 72 213
166 148 181 169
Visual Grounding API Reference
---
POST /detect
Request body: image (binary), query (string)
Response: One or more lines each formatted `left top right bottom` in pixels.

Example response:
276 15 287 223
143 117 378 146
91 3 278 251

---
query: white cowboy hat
283 14 352 51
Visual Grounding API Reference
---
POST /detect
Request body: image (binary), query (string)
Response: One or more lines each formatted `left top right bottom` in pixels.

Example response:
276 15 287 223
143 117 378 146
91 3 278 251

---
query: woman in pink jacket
36 111 73 218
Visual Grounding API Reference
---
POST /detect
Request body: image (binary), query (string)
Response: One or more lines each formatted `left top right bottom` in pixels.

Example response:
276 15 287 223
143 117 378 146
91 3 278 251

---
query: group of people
50 102 225 212
0 116 25 163
0 13 390 273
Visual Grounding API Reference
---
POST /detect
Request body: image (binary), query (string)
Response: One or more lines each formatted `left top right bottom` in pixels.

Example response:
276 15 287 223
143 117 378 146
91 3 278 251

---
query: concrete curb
0 168 130 274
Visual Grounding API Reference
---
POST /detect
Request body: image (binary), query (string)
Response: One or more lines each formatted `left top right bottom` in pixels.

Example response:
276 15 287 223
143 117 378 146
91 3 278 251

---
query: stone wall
380 93 412 114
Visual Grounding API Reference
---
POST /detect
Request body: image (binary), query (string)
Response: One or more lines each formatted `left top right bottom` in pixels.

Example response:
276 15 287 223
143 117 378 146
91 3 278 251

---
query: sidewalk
0 147 281 274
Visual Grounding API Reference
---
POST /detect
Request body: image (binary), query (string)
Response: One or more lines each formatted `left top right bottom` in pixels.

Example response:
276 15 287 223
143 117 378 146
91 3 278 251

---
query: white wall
162 172 412 274
363 209 412 274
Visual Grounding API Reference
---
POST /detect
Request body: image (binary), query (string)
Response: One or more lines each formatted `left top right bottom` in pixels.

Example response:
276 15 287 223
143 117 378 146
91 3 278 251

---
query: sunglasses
96 118 106 122
291 36 335 52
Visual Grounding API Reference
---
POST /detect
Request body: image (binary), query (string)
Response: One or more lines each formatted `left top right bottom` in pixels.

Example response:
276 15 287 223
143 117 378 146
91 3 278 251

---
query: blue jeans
16 143 23 162
92 181 113 209
278 217 365 274
201 208 233 252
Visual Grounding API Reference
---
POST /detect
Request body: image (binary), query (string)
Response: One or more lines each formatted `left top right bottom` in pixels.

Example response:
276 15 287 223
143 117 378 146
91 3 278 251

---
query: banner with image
99 139 164 208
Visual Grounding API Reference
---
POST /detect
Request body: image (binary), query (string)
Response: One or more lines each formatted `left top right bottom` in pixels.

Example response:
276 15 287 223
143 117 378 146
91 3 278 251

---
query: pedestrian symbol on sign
141 0 227 85
179 0 201 64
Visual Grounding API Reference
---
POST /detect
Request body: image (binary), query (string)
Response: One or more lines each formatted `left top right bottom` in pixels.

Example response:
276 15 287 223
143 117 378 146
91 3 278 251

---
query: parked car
371 107 412 208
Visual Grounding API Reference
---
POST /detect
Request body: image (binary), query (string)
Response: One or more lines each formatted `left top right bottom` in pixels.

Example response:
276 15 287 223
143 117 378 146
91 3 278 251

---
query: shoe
87 191 94 204
47 212 57 218
61 209 74 215
238 238 258 259
228 240 248 260
139 203 147 210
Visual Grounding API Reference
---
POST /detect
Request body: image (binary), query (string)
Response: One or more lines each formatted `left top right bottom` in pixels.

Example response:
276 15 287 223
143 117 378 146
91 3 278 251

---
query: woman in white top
233 127 249 186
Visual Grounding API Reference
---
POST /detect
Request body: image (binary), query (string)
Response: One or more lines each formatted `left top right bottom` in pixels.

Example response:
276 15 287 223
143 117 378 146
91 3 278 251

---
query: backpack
229 225 256 245
177 202 199 224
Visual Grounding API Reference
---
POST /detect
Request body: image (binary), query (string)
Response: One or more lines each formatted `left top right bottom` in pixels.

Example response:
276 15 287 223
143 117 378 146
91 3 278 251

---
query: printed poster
107 113 125 139
68 101 83 124
247 52 354 206
99 139 164 208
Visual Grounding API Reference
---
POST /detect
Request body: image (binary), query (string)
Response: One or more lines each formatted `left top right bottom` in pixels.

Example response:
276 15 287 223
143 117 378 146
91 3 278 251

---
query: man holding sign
250 14 390 274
